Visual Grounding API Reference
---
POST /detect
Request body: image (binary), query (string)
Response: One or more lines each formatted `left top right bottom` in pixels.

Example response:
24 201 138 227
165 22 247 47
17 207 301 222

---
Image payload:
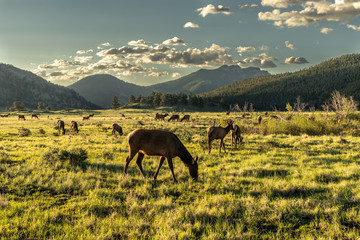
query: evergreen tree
111 96 121 109
13 101 24 111
37 102 45 111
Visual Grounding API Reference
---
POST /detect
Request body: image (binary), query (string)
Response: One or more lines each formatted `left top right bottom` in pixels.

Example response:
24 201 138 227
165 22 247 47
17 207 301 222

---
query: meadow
1 109 360 239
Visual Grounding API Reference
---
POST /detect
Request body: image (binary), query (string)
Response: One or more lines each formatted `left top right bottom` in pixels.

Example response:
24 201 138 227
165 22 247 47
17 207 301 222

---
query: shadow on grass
90 162 124 173
241 168 289 178
269 186 328 199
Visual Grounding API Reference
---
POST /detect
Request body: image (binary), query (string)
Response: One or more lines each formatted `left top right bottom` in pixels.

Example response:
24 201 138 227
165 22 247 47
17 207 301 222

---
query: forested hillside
203 54 360 110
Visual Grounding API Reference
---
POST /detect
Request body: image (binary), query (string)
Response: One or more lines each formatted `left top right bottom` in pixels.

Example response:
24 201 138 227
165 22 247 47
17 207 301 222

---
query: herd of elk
207 119 234 154
124 129 198 183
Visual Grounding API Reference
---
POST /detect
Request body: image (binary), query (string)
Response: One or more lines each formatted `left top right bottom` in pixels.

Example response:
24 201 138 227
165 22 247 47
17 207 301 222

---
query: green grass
1 110 360 239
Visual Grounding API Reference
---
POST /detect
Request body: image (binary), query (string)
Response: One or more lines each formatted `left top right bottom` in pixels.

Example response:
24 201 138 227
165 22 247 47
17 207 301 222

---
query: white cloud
97 46 149 56
162 37 186 46
74 56 94 64
259 45 270 51
76 49 93 55
197 4 232 17
321 27 334 34
285 41 295 50
172 72 181 78
102 42 111 46
148 71 169 77
128 39 149 46
236 46 257 54
284 56 309 64
184 22 199 28
347 24 360 30
238 53 277 68
239 4 259 9
261 0 307 8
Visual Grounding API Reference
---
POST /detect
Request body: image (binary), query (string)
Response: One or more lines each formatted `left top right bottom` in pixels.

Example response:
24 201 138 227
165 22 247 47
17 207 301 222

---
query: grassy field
1 109 360 239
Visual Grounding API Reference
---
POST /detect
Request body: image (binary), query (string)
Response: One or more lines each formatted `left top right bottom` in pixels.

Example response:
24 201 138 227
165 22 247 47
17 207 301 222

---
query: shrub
39 129 46 135
18 128 31 137
43 148 88 170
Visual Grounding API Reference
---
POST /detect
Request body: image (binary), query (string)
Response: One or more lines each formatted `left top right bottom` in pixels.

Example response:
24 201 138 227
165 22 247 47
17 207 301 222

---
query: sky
1 0 360 86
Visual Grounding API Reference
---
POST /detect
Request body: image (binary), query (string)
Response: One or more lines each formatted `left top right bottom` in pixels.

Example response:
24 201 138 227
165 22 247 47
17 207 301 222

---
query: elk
71 121 79 133
168 114 180 122
207 119 234 154
57 120 65 135
31 114 39 119
0 114 9 117
112 123 123 136
124 129 198 183
180 114 190 122
88 113 94 118
257 115 262 125
18 115 26 121
154 113 168 121
231 124 243 149
83 116 90 121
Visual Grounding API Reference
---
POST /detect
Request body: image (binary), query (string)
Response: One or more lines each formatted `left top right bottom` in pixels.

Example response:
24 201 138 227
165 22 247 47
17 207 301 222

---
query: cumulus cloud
321 27 334 34
128 39 149 46
184 22 199 28
162 37 186 46
76 49 93 54
347 24 360 30
238 53 277 68
172 72 181 78
97 46 149 56
148 71 169 77
285 41 295 50
284 56 309 64
259 1 360 27
237 46 256 54
239 4 259 9
74 56 94 64
259 45 270 51
102 42 111 46
197 4 231 17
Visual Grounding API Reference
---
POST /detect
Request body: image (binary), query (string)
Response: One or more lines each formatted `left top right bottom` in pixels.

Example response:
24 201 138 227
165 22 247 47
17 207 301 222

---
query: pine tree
111 96 121 109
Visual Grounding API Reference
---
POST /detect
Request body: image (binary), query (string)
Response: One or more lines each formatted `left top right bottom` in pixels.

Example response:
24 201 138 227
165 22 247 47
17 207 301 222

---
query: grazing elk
231 124 243 149
83 116 90 121
0 114 10 117
168 114 180 122
207 119 234 154
18 115 26 121
112 123 123 136
257 115 262 125
71 121 79 133
154 113 168 121
124 129 198 183
180 114 190 122
31 114 39 119
88 113 94 118
57 120 65 135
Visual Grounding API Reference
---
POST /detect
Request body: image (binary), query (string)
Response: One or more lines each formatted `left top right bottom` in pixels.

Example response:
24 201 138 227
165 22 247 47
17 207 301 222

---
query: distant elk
0 114 10 117
71 121 79 133
180 114 190 122
124 129 198 183
83 116 90 121
18 115 26 121
226 111 230 115
168 114 180 122
257 115 262 125
231 123 243 149
57 120 65 135
88 113 94 118
112 123 123 137
154 113 168 121
31 114 39 119
207 119 234 154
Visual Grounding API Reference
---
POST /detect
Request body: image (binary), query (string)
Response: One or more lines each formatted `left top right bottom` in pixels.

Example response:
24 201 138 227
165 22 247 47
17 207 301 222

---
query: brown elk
71 121 79 133
124 129 198 183
0 114 9 117
31 114 39 119
57 120 65 135
18 115 26 120
83 116 90 121
112 123 123 136
207 119 234 154
231 124 243 149
180 114 190 122
88 113 94 118
168 114 180 122
257 115 262 125
154 113 168 121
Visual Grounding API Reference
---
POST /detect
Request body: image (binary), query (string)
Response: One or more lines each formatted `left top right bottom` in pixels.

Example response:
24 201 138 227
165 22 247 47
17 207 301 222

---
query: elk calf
57 120 65 135
207 120 234 154
71 121 79 133
124 129 198 183
257 115 262 125
112 123 123 136
231 124 243 149
168 114 180 122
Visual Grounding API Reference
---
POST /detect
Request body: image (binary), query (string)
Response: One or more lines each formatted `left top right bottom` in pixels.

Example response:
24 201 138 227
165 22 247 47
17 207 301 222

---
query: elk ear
194 156 198 164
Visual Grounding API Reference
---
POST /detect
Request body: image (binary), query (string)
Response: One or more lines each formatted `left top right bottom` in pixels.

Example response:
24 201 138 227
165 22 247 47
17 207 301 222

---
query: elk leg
166 157 177 183
124 150 138 174
153 156 166 180
222 139 226 153
208 138 212 154
219 139 222 153
136 153 146 177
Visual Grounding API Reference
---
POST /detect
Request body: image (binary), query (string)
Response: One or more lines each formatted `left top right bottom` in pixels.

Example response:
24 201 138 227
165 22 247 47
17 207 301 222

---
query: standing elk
154 113 168 121
124 129 198 183
57 120 65 135
31 114 39 119
180 114 190 122
88 113 94 118
231 124 243 149
83 116 90 121
18 115 26 121
168 114 180 122
71 121 79 133
207 119 234 154
112 123 123 137
257 115 262 125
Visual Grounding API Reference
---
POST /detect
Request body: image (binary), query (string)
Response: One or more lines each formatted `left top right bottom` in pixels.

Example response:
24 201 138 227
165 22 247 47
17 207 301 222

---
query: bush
43 148 88 170
18 128 31 137
39 129 46 135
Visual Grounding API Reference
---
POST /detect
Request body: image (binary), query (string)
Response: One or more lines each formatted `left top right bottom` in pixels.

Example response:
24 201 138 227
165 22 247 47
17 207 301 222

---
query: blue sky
1 0 360 86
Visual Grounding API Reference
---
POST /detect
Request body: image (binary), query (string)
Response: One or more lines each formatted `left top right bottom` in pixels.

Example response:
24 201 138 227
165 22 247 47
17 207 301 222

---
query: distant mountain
68 74 150 108
0 64 99 110
202 54 360 110
150 65 269 94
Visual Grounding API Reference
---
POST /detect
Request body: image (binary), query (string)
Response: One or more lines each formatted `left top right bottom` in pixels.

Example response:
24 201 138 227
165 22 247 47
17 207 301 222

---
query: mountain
68 74 150 108
202 54 360 110
150 65 269 94
0 64 99 110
